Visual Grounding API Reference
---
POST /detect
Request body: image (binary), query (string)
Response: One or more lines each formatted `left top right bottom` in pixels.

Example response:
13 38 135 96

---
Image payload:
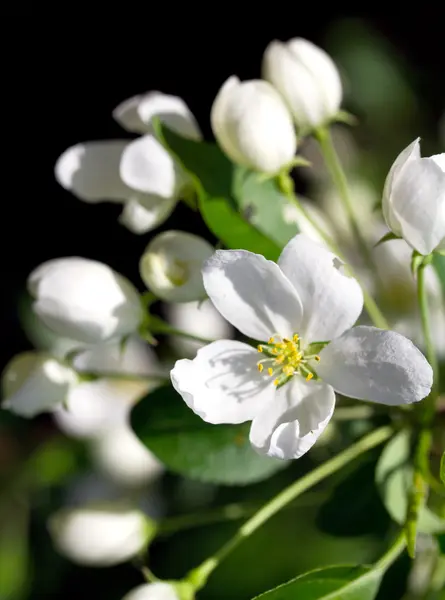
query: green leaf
441 452 445 486
155 121 282 261
251 564 383 599
130 386 288 485
373 231 400 248
375 430 445 534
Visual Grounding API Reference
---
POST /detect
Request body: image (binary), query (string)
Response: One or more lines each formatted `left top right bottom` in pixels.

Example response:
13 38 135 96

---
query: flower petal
249 377 335 459
202 250 303 341
170 340 275 424
122 582 179 600
119 197 177 235
55 141 133 203
317 326 433 405
278 234 363 342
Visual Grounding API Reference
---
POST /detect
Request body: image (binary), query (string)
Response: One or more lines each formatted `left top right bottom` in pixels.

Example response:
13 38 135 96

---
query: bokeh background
2 12 445 600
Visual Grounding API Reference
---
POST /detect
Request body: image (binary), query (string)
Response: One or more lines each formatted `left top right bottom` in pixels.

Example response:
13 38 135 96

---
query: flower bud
48 503 154 566
262 38 343 131
139 231 214 302
28 258 143 344
211 76 297 174
382 139 445 255
2 352 77 417
122 583 181 600
113 90 201 140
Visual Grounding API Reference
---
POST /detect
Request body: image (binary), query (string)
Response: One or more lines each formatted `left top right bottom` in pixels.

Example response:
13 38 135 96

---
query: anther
257 345 263 353
314 355 320 362
293 334 299 342
306 373 313 382
258 364 264 373
268 337 274 344
273 378 279 386
267 368 273 376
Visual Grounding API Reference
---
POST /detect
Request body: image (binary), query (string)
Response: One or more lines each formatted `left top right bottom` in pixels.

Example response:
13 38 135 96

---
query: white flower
113 90 201 140
28 257 143 344
262 38 342 131
122 583 180 600
171 234 432 460
1 352 78 417
211 76 297 174
48 503 152 566
382 138 445 255
164 298 234 357
140 231 214 302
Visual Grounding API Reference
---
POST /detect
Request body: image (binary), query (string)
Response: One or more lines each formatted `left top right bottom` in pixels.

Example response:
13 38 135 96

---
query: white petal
317 326 433 405
431 153 445 172
122 583 179 600
2 352 77 417
170 340 275 424
113 91 201 141
55 141 133 203
278 234 363 342
119 135 184 197
203 250 303 341
119 196 177 234
249 378 335 459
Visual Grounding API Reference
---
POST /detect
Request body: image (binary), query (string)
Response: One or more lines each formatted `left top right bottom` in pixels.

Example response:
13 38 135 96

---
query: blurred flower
164 298 234 357
382 138 445 255
48 502 153 566
262 38 342 132
280 197 333 247
211 76 297 174
122 583 181 600
113 90 201 140
2 352 77 417
55 92 198 234
171 235 432 460
28 257 143 345
140 231 214 302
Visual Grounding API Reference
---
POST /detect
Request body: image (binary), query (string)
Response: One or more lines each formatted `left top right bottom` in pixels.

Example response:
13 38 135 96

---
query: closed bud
2 352 77 417
262 38 342 131
139 231 214 302
121 583 183 600
28 257 143 344
211 76 297 174
382 138 445 255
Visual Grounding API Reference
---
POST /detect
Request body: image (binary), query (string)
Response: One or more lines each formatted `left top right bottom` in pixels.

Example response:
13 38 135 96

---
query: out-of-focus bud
48 502 154 566
121 582 182 600
28 258 143 344
113 91 201 140
382 138 445 255
140 231 214 302
211 76 297 174
2 352 77 417
262 38 342 131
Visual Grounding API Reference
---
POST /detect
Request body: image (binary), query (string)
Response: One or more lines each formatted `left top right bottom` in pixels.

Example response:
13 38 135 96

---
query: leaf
155 121 282 261
373 231 400 248
130 386 288 485
441 452 445 486
375 430 445 534
251 564 383 600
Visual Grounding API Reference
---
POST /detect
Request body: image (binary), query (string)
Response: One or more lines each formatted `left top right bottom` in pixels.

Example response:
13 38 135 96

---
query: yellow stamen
293 334 299 343
306 373 313 382
267 367 273 376
273 378 279 386
314 355 320 362
258 364 264 373
257 345 263 353
268 337 275 344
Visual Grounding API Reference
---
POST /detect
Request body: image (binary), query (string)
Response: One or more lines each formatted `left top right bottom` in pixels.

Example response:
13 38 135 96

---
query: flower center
257 334 320 388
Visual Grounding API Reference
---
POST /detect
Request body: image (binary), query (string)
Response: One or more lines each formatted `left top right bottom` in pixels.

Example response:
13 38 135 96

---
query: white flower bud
113 90 201 141
211 76 297 174
2 352 77 417
122 583 180 600
139 231 214 302
382 139 445 255
48 503 153 566
28 258 143 344
262 38 342 131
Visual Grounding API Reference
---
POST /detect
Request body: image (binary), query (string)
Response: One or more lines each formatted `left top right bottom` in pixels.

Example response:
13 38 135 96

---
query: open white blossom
382 138 445 255
140 231 214 302
2 352 78 417
211 76 297 174
48 503 152 566
262 38 342 131
171 234 432 460
113 90 201 140
122 583 180 600
28 257 143 345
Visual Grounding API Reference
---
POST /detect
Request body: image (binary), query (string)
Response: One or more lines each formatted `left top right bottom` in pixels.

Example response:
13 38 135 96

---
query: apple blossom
121 583 181 600
139 231 214 302
28 257 143 345
1 352 78 417
382 138 445 255
171 234 432 460
262 38 342 131
48 502 153 566
211 76 297 174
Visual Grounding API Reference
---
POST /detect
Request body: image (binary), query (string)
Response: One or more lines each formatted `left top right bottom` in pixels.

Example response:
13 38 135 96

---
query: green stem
188 425 393 589
314 127 376 275
375 531 406 571
78 371 169 384
149 315 215 346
